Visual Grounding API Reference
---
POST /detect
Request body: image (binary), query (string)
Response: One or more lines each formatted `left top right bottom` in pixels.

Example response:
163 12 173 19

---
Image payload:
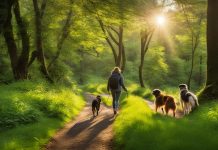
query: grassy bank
114 95 218 150
0 81 85 150
82 83 112 106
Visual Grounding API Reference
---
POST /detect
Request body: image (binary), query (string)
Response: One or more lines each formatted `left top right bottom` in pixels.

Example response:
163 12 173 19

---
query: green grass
128 84 153 99
0 81 85 150
82 83 113 106
114 95 218 150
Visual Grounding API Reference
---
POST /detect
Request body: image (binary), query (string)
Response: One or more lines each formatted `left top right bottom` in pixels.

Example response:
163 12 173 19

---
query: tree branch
107 28 119 45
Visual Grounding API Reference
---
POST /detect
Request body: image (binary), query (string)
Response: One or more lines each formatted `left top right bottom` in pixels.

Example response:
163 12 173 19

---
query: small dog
92 95 101 117
179 84 199 115
152 89 176 117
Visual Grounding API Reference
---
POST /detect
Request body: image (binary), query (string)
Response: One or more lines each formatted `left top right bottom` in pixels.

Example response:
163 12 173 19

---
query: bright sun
156 15 166 26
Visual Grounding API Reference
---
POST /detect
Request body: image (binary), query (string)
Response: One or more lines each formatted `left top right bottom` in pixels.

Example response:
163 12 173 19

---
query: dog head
179 84 188 91
96 95 101 102
152 89 161 97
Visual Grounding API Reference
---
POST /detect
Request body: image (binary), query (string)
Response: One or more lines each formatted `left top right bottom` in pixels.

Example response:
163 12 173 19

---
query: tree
83 0 127 72
47 0 74 70
32 0 53 82
3 0 30 80
97 18 126 71
200 0 218 99
179 1 204 89
139 29 154 87
0 0 8 34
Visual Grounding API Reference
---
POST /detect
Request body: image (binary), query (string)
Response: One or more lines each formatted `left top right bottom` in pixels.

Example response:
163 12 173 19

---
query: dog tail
189 92 199 107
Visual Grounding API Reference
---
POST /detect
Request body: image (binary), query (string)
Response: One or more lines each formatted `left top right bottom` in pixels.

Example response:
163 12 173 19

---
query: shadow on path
46 93 114 150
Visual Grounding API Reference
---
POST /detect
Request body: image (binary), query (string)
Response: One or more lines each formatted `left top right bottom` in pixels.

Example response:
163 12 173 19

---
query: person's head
112 67 121 74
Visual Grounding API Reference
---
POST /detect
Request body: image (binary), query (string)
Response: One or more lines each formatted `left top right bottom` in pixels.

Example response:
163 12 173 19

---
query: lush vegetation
1 0 218 149
0 0 209 91
114 95 218 150
0 81 85 149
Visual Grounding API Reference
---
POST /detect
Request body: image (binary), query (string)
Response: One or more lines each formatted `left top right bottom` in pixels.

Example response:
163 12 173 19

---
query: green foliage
82 83 112 106
0 81 85 149
0 0 207 90
128 84 152 99
48 60 74 84
114 95 218 150
0 118 62 150
0 81 85 129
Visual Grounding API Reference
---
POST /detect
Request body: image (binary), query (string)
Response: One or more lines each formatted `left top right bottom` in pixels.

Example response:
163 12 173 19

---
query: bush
0 80 85 149
0 80 85 129
128 84 152 99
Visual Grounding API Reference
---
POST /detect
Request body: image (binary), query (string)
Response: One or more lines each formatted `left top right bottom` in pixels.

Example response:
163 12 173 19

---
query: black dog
92 95 101 117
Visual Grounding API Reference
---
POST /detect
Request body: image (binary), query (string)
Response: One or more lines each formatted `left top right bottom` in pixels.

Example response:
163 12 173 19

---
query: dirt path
144 99 184 118
46 93 114 150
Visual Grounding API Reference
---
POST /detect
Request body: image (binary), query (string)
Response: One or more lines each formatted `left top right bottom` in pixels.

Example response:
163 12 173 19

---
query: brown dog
152 89 176 117
92 95 101 117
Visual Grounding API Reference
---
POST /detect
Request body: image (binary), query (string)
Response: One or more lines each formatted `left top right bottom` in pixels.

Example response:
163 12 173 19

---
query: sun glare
156 15 166 26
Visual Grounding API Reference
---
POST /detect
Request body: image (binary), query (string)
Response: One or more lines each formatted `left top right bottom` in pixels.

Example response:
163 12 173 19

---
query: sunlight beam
156 15 166 27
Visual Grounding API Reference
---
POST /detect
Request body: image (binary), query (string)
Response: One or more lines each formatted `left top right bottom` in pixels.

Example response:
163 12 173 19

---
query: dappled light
0 0 218 150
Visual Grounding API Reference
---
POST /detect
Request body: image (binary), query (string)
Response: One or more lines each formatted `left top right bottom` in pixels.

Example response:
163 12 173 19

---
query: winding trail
46 93 114 150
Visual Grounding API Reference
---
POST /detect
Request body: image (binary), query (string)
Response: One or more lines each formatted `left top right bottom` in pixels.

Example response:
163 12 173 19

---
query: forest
0 0 218 149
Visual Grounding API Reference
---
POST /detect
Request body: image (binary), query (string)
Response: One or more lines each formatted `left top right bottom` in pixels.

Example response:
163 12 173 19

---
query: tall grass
0 81 85 149
114 95 218 150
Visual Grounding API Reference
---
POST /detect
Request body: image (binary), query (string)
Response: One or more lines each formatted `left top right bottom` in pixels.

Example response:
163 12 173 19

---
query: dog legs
161 108 164 114
155 105 158 113
183 103 192 115
183 103 187 115
173 110 175 117
96 108 99 116
92 107 96 117
165 107 169 116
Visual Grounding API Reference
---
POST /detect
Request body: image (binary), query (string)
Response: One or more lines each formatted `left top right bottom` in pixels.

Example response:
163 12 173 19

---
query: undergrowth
0 80 85 149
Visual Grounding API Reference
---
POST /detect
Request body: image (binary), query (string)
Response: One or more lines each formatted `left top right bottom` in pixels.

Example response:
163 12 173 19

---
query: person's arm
120 75 128 92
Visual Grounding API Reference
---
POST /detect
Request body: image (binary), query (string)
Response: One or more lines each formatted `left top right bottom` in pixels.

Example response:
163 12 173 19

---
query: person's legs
111 91 116 110
114 91 121 112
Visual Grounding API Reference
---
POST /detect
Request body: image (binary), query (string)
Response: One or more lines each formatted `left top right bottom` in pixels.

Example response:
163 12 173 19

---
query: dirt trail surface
46 93 114 150
144 99 184 118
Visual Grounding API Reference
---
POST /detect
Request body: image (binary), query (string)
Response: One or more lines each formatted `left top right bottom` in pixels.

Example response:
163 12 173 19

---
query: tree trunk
13 0 30 79
187 49 194 89
199 54 203 85
0 0 8 33
3 0 18 79
97 18 118 64
186 15 203 89
139 32 146 87
121 44 126 72
116 26 123 68
139 30 154 87
200 0 218 99
32 0 52 82
3 0 31 80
